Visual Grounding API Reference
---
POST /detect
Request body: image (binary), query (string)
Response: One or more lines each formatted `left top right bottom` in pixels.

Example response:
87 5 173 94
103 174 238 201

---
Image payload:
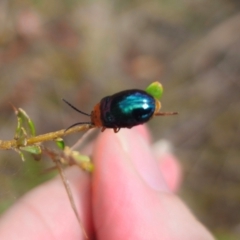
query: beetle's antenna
62 99 91 117
155 112 178 116
62 98 92 132
64 122 92 132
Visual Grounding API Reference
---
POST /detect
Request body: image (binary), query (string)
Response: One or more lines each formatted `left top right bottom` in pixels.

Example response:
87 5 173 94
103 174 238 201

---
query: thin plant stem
54 159 89 240
0 124 94 150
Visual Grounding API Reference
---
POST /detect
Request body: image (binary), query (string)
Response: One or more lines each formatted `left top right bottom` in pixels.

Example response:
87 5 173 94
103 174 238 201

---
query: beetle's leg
114 128 120 133
101 127 106 132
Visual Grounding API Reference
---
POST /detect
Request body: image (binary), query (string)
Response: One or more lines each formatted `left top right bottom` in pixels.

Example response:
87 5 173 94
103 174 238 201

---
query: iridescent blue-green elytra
91 89 158 132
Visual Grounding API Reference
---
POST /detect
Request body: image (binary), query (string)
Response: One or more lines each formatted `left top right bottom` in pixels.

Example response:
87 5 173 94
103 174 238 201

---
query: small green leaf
15 127 28 147
55 138 65 150
74 154 94 172
146 81 163 99
74 154 89 164
70 150 94 172
15 111 23 138
18 108 36 136
14 149 26 162
28 120 36 137
20 145 42 155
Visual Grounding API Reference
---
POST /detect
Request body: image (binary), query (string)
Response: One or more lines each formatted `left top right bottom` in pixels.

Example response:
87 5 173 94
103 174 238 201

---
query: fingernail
117 129 169 192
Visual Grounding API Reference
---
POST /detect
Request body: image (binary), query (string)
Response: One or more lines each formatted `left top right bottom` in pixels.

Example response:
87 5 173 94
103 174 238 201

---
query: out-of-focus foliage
0 0 240 239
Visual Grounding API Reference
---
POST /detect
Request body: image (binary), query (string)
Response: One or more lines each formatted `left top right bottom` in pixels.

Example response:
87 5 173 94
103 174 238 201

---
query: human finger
92 128 214 240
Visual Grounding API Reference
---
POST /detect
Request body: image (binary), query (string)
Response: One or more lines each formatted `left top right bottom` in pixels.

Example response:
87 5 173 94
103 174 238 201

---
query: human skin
0 126 214 240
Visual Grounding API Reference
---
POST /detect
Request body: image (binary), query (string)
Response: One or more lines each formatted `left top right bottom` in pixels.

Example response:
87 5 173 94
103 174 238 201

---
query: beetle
63 84 177 133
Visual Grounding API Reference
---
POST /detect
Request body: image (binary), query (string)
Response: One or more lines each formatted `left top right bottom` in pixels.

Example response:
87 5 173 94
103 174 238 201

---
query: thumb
92 127 214 240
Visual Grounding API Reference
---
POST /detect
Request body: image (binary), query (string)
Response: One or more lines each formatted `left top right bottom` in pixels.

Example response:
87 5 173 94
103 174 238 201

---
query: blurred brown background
0 0 240 239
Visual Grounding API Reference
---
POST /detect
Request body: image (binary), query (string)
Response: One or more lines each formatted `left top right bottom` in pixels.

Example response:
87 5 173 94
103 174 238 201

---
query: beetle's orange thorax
91 102 103 127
